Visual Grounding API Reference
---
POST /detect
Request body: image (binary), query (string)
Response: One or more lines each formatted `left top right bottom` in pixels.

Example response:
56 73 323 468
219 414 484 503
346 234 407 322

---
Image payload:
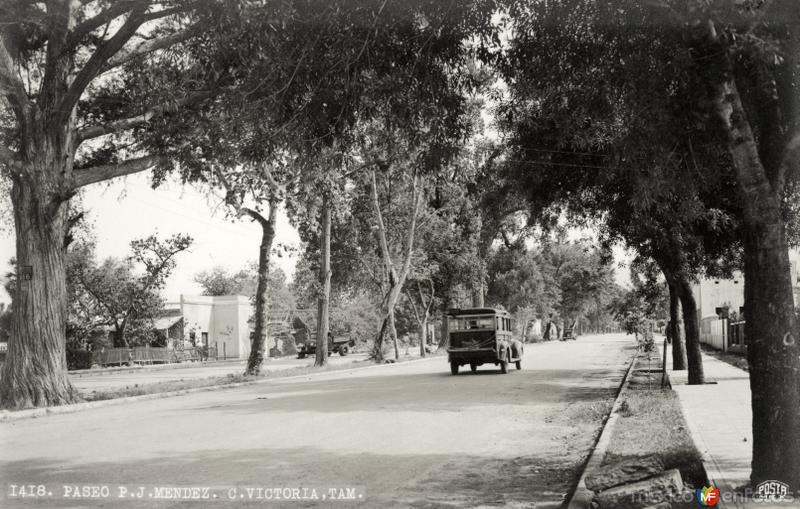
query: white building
692 250 800 350
166 295 252 359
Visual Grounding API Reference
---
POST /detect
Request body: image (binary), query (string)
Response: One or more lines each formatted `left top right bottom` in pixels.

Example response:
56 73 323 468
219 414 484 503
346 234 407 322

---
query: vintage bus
446 307 523 375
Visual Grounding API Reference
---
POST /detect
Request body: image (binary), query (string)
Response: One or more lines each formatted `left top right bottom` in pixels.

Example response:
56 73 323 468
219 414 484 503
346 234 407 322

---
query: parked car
446 307 523 375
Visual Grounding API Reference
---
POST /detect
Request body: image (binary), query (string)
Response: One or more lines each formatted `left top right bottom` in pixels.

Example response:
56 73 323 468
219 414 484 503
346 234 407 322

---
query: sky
0 172 633 307
0 172 302 306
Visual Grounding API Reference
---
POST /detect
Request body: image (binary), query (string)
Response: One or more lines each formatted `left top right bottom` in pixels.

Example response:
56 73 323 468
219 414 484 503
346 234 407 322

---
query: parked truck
297 332 355 358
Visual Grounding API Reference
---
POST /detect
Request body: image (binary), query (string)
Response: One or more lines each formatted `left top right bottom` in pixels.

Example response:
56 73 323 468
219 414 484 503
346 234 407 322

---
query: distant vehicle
561 324 577 341
297 332 355 358
446 308 523 375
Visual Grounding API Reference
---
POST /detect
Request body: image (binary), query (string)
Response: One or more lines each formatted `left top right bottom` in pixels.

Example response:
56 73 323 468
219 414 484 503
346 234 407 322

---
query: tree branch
239 207 271 229
260 163 286 194
426 279 435 315
72 154 165 189
67 1 154 47
137 243 189 294
405 288 422 324
75 90 213 144
102 24 201 72
0 37 30 120
370 169 397 281
398 174 423 281
0 144 22 172
59 7 149 122
266 196 278 225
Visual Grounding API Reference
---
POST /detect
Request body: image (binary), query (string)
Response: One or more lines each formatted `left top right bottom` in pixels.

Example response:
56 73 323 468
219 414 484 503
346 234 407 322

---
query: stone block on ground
593 469 683 509
643 503 672 509
585 456 665 492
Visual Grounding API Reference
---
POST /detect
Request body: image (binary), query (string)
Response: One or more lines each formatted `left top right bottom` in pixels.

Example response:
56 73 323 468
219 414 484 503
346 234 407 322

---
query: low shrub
66 348 93 370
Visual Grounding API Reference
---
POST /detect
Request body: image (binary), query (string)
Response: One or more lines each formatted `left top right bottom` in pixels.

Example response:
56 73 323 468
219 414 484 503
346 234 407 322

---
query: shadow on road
0 447 576 508
175 368 624 416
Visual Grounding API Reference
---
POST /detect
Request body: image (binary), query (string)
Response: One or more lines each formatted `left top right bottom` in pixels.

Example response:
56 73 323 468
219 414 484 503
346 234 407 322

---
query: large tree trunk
657 254 702 383
419 315 427 358
726 77 800 492
742 220 800 488
471 283 484 307
244 208 276 376
689 12 800 487
675 277 704 385
112 321 128 348
372 288 402 361
0 3 210 409
372 316 389 361
315 194 332 368
0 173 80 409
368 170 422 362
389 309 399 360
668 283 687 371
543 321 553 341
438 299 450 351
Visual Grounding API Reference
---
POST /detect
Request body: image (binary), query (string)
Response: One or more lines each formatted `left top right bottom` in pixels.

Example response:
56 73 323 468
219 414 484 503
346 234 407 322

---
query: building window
201 332 208 346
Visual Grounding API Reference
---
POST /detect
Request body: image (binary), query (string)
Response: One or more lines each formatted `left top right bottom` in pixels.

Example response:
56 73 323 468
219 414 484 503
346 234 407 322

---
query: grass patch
603 351 706 493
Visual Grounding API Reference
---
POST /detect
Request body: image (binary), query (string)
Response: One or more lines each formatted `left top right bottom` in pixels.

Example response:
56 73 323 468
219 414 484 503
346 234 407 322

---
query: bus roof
446 307 510 317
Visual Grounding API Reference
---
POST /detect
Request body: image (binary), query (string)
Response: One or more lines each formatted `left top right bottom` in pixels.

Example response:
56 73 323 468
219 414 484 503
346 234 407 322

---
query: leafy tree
137 0 491 369
495 0 800 486
69 234 192 347
487 239 615 340
64 241 109 349
194 266 254 297
404 279 436 357
486 246 556 340
545 240 615 337
612 261 669 341
681 1 800 486
612 290 649 339
0 0 227 408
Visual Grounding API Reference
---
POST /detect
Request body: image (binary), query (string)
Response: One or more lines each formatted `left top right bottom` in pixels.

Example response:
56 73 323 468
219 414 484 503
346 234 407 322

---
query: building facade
165 295 253 359
692 250 800 350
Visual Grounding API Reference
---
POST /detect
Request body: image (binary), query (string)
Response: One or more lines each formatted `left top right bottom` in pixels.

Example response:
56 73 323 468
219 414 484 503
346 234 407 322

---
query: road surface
0 334 634 508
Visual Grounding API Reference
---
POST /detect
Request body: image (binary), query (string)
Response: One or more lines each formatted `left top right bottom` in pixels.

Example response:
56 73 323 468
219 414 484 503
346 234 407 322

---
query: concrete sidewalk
666 344 753 508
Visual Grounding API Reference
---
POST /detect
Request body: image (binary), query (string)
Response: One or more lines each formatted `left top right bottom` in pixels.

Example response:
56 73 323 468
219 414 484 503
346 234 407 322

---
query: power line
123 195 253 237
502 157 617 171
513 146 611 158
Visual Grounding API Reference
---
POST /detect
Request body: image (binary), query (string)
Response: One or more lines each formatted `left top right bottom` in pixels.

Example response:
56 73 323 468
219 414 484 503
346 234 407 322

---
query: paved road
70 353 371 394
0 334 634 508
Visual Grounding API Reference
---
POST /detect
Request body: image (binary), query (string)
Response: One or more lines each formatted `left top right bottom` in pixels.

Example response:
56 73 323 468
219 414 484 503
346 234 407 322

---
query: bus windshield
448 316 495 331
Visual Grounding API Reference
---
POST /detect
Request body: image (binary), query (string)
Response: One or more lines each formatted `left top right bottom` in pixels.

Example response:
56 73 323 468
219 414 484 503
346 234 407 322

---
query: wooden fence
699 318 747 353
92 345 215 367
